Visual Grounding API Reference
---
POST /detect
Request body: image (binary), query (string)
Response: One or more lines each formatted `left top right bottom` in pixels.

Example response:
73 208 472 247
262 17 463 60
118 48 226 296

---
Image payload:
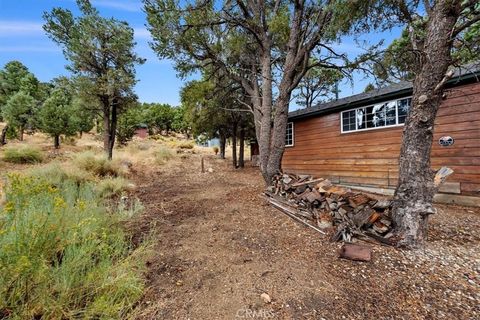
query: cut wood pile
264 173 395 245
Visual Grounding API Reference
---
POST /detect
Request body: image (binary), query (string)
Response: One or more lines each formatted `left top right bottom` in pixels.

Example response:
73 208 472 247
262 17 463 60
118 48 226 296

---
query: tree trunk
264 96 289 183
1 125 8 146
54 135 60 149
103 107 110 152
238 126 245 168
219 130 226 159
391 1 460 249
108 104 118 160
231 122 238 168
258 49 273 181
19 127 24 141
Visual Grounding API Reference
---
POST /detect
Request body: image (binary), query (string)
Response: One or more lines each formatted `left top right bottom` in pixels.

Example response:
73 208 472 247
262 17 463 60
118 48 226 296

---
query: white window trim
285 122 294 147
340 96 412 134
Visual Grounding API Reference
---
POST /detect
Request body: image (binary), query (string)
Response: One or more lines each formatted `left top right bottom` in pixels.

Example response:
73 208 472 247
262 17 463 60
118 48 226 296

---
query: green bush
0 173 147 319
28 163 93 185
73 151 129 177
154 146 174 164
2 146 44 164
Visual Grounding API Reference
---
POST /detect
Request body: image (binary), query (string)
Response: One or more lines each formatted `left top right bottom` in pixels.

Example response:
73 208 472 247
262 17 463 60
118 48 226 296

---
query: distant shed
134 124 149 139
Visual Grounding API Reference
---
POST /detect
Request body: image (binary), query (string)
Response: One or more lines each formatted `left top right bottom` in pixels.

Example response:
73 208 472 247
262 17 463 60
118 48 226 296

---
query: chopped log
338 243 372 262
291 178 325 188
317 212 333 229
368 211 381 224
282 174 293 185
294 185 307 194
325 185 348 196
348 194 372 208
330 223 347 242
352 207 376 229
372 221 389 234
316 179 332 191
305 189 322 203
267 172 395 246
373 200 391 210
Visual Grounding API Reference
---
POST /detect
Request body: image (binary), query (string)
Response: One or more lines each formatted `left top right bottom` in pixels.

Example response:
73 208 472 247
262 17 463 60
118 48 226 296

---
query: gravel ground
129 153 480 320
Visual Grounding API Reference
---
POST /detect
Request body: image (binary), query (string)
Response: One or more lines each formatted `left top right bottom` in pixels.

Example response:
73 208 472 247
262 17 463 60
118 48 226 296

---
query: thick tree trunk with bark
238 126 245 168
392 1 460 248
1 126 8 146
54 135 60 149
258 49 274 181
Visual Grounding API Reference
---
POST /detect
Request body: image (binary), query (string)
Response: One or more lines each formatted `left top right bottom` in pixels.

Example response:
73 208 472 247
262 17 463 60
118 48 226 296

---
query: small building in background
134 124 149 139
196 135 220 147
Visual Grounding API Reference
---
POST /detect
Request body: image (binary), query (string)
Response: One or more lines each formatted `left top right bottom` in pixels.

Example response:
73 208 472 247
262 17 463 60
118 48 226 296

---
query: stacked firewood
264 173 395 245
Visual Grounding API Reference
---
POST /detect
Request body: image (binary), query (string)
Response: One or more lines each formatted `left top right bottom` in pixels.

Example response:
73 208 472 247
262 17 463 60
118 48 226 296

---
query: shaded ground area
130 153 480 320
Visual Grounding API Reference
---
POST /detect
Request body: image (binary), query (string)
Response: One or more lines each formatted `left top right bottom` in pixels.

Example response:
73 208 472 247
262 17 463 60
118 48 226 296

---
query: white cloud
92 0 142 12
0 21 44 36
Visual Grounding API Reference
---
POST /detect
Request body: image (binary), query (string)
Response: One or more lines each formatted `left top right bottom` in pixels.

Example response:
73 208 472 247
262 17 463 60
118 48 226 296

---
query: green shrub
154 146 174 164
28 163 93 185
73 151 129 177
177 141 194 149
0 173 147 319
2 146 44 164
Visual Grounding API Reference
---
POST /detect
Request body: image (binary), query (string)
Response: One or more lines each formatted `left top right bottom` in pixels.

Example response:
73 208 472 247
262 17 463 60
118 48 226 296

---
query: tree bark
103 102 110 152
54 135 60 149
391 1 461 249
108 103 118 160
258 49 273 181
19 127 24 141
238 126 245 168
1 125 8 146
231 122 238 168
219 130 226 159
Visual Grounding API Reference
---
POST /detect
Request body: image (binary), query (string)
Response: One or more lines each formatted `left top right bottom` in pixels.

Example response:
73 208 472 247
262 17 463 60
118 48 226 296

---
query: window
397 98 412 124
341 97 412 133
285 122 294 146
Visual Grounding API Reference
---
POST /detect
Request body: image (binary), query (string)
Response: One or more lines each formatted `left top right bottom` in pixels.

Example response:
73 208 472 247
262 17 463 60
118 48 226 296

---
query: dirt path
130 153 479 320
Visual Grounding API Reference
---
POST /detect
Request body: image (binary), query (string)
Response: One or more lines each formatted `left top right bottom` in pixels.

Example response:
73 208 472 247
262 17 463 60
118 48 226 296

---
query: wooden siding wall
282 82 480 196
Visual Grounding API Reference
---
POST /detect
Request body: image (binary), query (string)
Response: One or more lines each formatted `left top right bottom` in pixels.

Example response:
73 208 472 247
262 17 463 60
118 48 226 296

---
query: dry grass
73 151 130 177
2 145 44 164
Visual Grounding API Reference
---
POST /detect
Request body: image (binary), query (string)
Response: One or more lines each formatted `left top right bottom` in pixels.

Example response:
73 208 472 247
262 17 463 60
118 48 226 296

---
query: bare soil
130 153 480 320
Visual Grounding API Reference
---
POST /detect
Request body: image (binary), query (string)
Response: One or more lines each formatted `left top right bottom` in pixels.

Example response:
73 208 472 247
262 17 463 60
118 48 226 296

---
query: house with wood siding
283 67 480 206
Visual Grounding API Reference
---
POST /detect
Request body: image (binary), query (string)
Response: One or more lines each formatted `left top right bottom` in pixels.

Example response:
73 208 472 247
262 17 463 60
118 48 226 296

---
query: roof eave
288 71 480 121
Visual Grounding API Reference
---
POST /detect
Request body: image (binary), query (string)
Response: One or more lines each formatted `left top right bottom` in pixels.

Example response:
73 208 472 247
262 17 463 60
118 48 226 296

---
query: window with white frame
341 97 412 133
285 122 294 146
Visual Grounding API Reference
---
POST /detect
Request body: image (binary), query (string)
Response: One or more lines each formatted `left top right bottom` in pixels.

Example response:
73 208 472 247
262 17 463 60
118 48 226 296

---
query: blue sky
0 0 401 107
